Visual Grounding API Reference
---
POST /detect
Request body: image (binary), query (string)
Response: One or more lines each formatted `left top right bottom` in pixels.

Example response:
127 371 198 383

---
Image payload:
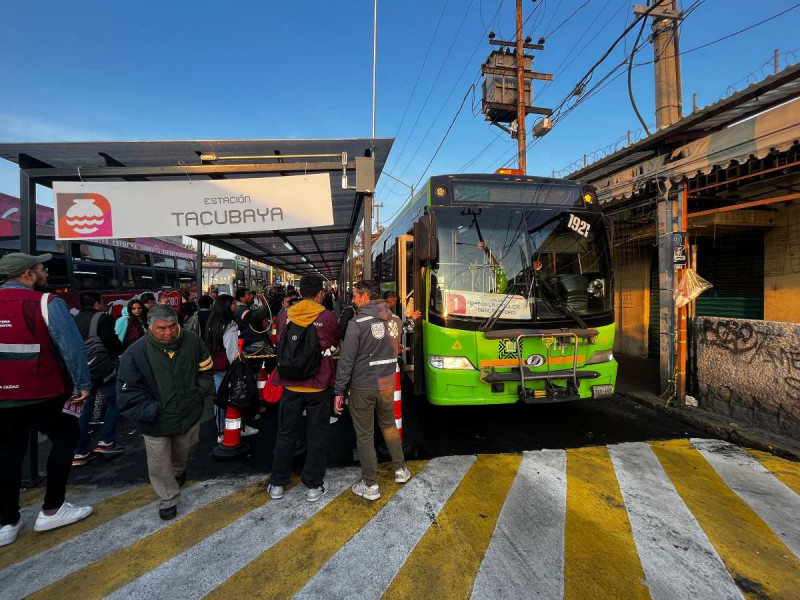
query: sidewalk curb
620 392 800 462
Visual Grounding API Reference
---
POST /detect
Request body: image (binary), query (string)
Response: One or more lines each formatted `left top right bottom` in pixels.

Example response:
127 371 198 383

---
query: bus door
397 235 415 375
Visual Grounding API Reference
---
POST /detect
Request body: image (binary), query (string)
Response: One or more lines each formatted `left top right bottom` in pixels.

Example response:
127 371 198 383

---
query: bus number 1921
567 214 591 237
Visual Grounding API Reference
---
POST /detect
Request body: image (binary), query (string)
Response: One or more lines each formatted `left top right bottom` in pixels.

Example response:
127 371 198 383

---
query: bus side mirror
415 213 438 265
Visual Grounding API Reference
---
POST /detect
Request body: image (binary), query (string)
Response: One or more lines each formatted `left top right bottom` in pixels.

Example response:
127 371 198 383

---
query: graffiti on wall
695 317 800 436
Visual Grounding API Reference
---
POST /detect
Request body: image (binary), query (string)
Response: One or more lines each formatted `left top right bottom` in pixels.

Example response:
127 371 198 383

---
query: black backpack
84 312 118 383
215 357 257 410
277 320 322 381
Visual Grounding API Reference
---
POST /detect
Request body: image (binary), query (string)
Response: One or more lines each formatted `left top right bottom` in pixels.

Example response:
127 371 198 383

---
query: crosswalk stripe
108 467 360 600
608 442 743 600
26 478 275 600
692 439 800 560
650 439 800 600
295 455 474 600
382 453 521 600
0 476 258 600
205 461 428 600
747 448 800 496
0 484 155 571
470 449 566 600
563 446 651 600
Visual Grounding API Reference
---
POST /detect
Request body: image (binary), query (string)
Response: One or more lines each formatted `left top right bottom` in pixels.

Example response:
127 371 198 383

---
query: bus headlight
586 349 614 364
428 355 476 370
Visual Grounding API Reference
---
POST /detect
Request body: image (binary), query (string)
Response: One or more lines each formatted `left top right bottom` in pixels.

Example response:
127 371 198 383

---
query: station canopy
0 137 393 280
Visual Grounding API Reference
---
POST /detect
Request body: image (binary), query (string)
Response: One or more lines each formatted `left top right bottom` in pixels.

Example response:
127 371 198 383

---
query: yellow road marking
19 485 85 509
382 454 521 600
563 446 651 600
651 439 800 600
746 448 800 496
0 484 158 570
206 460 428 600
27 478 275 600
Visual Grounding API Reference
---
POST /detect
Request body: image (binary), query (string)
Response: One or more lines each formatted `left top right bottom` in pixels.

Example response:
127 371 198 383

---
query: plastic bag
674 269 713 309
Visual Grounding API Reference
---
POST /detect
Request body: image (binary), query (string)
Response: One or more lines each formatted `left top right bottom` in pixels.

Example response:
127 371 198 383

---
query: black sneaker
159 506 177 520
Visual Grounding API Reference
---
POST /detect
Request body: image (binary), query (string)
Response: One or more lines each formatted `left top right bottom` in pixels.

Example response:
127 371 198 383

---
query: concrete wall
764 200 800 323
695 316 800 440
613 250 651 358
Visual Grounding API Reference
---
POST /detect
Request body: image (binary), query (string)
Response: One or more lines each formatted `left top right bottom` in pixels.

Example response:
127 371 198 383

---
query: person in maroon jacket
268 275 339 503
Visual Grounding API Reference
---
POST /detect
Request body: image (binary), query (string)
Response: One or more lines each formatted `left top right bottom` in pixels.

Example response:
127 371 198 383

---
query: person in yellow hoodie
268 275 340 503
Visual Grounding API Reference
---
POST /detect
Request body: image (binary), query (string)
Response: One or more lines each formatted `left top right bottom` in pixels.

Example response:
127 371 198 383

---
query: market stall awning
0 138 394 279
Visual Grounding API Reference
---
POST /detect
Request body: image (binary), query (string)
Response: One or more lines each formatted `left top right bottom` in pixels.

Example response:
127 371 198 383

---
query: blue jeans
76 379 119 455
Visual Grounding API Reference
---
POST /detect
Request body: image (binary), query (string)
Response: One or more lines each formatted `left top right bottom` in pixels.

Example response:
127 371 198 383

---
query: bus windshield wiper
479 282 524 332
534 270 589 330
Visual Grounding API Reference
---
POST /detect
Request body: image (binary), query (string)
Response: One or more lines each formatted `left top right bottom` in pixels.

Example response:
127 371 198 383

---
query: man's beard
32 273 47 291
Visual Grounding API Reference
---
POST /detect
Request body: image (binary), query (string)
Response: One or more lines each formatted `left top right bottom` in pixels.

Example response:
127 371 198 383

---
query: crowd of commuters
0 251 415 547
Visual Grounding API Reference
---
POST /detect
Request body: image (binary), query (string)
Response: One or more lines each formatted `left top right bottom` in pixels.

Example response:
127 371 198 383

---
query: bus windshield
431 206 612 323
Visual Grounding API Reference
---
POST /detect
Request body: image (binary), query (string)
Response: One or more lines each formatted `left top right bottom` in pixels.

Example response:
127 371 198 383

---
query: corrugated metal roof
0 138 393 280
568 63 800 187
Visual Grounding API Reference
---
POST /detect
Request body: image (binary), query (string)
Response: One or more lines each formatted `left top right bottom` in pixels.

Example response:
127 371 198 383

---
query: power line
389 0 452 143
546 0 593 39
414 85 475 190
384 0 507 189
635 2 800 65
379 0 476 194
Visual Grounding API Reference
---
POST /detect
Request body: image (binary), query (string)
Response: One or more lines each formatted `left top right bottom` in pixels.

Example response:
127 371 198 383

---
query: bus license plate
592 385 614 398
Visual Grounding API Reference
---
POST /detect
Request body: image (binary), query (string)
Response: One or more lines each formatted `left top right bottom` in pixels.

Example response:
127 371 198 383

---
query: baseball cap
0 252 52 279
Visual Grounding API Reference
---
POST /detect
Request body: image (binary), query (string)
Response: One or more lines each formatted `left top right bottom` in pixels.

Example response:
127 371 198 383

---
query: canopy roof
0 138 393 279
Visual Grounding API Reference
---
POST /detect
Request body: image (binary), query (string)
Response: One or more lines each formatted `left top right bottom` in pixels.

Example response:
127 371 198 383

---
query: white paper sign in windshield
53 173 334 240
445 290 530 320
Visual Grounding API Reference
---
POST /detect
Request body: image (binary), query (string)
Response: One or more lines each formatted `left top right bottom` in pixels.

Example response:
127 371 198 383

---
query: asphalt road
60 392 711 488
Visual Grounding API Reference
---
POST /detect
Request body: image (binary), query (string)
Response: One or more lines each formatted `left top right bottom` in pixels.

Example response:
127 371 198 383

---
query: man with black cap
0 252 94 547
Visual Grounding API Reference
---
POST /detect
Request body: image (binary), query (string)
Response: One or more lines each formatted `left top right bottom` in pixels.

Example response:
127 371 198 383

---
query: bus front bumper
423 360 617 406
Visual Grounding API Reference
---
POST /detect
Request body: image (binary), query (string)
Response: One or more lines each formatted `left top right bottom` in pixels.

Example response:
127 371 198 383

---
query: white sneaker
395 467 412 483
306 484 327 502
33 502 93 532
241 424 259 437
268 484 284 500
352 480 380 501
0 520 22 547
216 435 224 444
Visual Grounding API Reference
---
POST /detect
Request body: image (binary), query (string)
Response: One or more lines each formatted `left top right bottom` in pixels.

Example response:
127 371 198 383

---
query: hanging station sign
53 173 334 240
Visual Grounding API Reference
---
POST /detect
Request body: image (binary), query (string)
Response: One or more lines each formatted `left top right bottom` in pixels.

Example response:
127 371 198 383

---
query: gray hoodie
334 299 402 395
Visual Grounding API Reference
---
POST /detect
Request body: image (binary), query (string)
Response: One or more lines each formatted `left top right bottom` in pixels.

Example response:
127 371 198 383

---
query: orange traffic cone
213 341 250 460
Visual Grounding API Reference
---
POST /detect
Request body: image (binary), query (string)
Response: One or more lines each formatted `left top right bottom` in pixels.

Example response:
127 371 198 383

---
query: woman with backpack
114 298 147 351
205 294 258 441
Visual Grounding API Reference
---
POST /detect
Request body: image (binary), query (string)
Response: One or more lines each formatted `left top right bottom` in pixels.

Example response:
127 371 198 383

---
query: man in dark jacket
268 275 339 503
73 291 125 465
234 287 272 351
116 305 215 520
334 280 410 501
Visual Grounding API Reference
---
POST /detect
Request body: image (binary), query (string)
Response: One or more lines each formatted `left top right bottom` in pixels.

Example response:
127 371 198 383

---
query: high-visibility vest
0 287 71 401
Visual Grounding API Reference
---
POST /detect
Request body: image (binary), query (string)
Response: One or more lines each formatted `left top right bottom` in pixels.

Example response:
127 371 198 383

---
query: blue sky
0 0 797 228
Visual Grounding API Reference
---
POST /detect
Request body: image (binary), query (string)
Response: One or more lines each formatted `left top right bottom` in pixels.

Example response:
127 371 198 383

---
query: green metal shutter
695 234 764 320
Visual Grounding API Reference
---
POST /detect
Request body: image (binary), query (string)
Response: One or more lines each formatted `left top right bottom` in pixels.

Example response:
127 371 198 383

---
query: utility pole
635 2 685 399
514 0 527 172
481 0 552 173
636 1 683 129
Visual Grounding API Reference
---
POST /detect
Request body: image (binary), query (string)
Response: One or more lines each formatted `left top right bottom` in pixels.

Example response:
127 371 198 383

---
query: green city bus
372 172 617 405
